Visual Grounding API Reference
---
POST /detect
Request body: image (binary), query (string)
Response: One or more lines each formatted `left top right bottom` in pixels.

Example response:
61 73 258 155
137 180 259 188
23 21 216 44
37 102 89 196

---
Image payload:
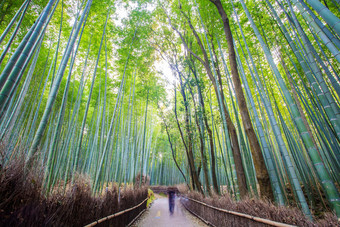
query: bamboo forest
0 0 340 226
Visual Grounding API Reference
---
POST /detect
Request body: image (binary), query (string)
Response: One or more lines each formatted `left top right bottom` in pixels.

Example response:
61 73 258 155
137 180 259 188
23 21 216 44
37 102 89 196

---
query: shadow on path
132 197 207 227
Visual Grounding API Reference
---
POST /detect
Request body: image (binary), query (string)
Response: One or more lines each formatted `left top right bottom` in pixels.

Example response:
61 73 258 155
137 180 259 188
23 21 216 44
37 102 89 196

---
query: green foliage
0 0 339 220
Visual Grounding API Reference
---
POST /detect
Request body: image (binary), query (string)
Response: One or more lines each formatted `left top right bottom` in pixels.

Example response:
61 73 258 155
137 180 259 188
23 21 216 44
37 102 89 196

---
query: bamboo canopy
0 0 339 222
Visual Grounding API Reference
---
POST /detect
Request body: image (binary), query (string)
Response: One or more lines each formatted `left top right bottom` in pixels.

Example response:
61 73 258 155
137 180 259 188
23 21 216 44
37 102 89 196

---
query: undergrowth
183 191 338 227
0 161 148 226
146 189 155 207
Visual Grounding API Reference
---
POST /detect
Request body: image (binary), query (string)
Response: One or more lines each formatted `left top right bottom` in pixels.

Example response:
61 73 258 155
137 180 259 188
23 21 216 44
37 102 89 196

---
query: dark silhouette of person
168 190 175 215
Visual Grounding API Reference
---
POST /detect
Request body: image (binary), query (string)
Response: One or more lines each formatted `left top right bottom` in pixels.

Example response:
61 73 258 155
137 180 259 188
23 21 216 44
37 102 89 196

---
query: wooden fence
84 197 148 227
180 197 295 227
149 186 179 194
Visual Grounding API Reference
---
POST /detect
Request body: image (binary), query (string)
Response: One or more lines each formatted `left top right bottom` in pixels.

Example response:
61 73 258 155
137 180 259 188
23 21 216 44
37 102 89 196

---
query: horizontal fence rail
181 197 295 227
84 197 148 227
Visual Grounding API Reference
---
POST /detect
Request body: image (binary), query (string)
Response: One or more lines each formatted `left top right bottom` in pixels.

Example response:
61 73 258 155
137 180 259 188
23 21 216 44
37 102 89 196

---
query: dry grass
134 173 150 187
183 191 338 227
0 161 148 226
176 183 189 194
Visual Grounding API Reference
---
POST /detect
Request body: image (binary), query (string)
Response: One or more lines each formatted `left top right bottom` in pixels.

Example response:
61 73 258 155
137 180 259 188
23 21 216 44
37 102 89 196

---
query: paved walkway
132 197 207 227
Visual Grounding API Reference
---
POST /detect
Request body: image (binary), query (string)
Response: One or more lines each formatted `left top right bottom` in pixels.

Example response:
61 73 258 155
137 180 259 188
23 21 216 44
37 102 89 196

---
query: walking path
132 197 207 227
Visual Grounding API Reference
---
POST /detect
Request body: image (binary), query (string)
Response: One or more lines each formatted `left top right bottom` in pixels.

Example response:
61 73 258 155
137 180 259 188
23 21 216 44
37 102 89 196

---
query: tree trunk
210 0 273 200
189 59 219 194
167 8 247 197
188 80 212 195
174 86 202 193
